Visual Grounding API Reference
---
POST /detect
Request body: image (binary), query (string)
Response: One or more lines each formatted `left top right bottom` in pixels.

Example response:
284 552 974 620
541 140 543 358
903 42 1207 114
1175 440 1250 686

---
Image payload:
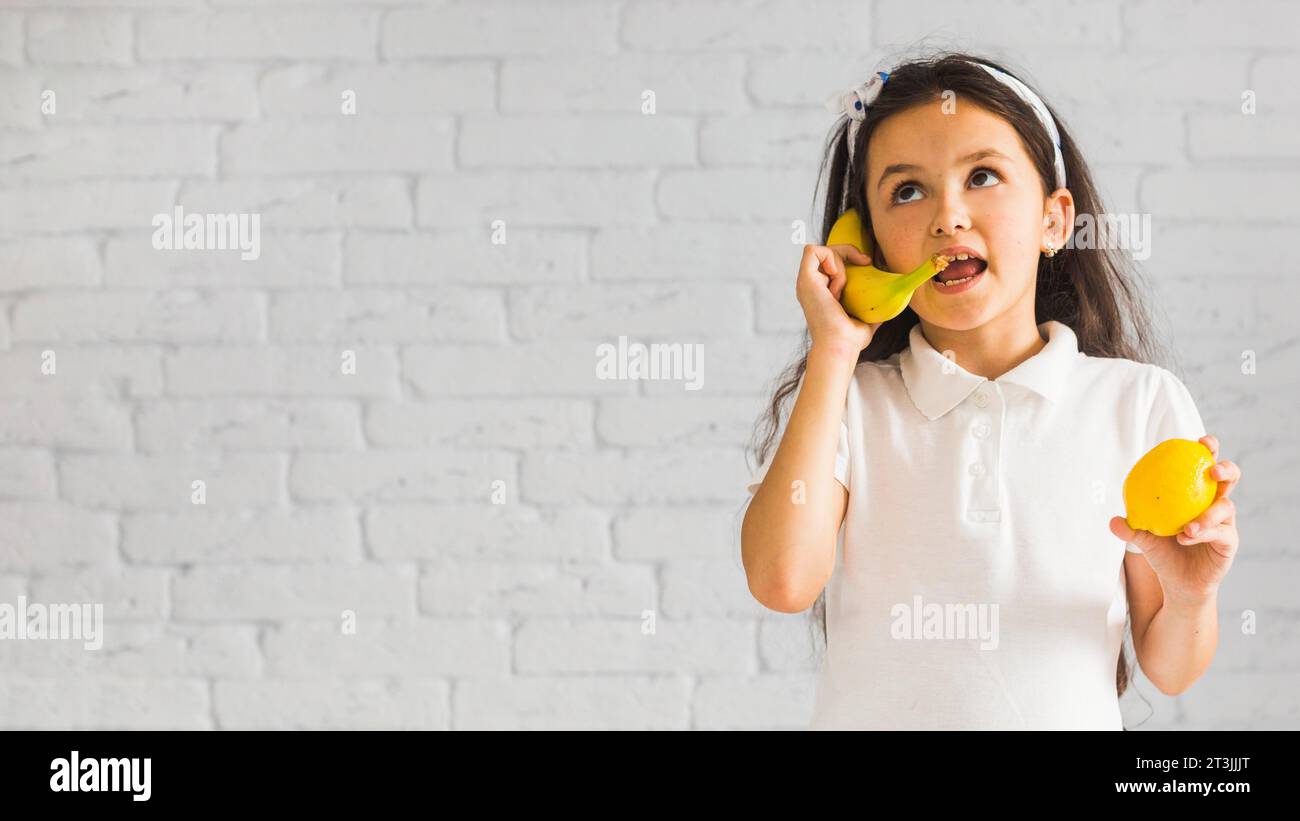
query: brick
29 567 169 620
694 674 815 728
345 231 584 285
29 64 260 121
1251 54 1300 108
417 171 657 228
13 291 264 343
222 119 453 175
261 62 494 116
460 114 696 167
1142 170 1298 222
614 506 742 561
501 53 746 113
137 398 359 452
0 346 162 398
0 398 132 449
515 617 754 674
662 559 774 619
880 0 1122 48
105 233 341 289
0 676 209 729
596 396 757 447
1189 114 1300 160
0 622 261 680
164 346 398 397
419 560 655 617
139 10 378 60
0 238 99 290
263 619 509 677
173 565 416 621
180 179 409 230
453 674 690 729
366 505 608 562
0 448 57 499
365 398 594 449
658 169 815 222
402 342 638 398
269 288 505 343
1125 0 1295 49
289 450 515 503
623 0 869 50
124 508 361 564
0 125 218 180
0 502 116 571
509 283 749 339
700 111 830 166
383 2 618 58
216 679 450 729
758 617 822 673
521 448 748 504
590 223 797 282
61 453 285 510
27 13 133 65
1175 671 1300 729
0 181 176 234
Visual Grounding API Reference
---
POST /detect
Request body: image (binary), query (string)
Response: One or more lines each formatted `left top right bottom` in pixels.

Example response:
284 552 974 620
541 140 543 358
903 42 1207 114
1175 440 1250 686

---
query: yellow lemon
1122 438 1218 537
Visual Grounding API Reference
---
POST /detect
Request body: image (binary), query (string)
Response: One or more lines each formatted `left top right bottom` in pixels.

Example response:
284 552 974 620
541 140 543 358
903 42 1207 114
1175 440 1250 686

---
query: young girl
740 52 1243 730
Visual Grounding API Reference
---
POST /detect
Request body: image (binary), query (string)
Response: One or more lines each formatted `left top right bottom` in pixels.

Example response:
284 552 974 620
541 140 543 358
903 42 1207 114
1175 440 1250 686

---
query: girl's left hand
1109 435 1242 604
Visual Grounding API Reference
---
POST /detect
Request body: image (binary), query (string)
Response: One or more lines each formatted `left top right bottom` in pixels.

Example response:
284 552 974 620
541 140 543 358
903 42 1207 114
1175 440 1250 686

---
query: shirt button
968 462 986 477
973 422 990 439
974 390 990 408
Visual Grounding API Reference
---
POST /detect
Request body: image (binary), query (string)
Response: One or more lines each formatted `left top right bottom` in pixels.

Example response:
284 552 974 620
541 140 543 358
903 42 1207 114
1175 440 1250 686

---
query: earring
1043 243 1057 258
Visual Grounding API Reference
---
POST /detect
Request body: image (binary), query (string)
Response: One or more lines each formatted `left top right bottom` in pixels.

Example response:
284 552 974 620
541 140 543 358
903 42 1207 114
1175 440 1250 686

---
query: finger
1183 497 1235 538
1110 516 1160 552
1176 522 1234 547
1199 434 1219 460
1211 459 1240 500
828 244 872 266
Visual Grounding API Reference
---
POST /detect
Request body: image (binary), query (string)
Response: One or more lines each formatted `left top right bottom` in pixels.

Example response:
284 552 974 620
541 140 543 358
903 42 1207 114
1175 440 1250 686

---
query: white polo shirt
745 320 1207 730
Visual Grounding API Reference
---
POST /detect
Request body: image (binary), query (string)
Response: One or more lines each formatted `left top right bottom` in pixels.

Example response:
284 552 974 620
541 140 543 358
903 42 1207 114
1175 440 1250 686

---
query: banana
825 208 950 323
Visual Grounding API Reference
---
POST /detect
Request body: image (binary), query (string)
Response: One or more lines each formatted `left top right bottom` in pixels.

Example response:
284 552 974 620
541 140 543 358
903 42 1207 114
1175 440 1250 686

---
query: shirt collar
899 320 1079 420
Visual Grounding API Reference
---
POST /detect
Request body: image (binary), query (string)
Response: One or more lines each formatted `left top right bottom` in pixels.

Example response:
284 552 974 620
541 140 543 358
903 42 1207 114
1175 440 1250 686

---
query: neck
919 312 1047 380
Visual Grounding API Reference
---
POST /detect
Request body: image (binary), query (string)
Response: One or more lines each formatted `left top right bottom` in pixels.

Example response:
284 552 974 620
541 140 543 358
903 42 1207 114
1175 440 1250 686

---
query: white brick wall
0 0 1294 730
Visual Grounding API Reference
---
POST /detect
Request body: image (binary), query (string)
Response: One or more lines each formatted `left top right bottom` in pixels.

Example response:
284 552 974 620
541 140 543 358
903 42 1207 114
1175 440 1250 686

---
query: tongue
937 259 985 282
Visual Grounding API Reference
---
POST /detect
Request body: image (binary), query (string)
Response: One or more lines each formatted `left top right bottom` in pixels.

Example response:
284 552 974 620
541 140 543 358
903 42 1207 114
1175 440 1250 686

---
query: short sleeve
745 373 851 497
1127 367 1208 553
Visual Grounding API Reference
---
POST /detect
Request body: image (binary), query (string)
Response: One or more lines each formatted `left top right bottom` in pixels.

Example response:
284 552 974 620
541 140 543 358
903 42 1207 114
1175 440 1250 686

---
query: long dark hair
747 51 1180 708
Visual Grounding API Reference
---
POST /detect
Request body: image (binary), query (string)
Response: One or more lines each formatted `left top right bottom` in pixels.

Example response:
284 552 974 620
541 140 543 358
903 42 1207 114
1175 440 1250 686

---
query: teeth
935 274 978 287
951 253 981 261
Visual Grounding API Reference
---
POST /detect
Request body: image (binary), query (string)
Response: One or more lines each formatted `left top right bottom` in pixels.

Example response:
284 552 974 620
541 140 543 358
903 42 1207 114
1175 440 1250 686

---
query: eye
888 166 1003 205
969 167 1001 188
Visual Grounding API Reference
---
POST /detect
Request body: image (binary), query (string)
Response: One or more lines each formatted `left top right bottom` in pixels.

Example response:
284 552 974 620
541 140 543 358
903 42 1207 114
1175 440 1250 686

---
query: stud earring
1043 243 1057 258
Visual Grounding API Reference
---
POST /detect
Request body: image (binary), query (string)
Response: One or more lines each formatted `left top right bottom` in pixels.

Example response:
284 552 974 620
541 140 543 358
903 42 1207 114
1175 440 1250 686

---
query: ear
1042 188 1075 250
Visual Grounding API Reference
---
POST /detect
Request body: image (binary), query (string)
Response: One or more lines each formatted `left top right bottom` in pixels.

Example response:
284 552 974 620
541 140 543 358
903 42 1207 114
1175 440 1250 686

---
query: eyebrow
875 149 1012 192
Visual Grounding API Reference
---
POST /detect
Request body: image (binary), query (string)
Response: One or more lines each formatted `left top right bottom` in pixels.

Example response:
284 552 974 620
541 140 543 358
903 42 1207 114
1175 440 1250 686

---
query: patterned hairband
824 61 1067 191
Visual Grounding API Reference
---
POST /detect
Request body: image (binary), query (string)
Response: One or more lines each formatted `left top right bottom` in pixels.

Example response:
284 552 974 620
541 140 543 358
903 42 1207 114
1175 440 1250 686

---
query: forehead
865 102 1033 181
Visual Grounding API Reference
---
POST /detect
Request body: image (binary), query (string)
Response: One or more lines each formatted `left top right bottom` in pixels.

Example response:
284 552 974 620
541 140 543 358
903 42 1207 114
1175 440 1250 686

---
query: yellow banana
825 208 950 323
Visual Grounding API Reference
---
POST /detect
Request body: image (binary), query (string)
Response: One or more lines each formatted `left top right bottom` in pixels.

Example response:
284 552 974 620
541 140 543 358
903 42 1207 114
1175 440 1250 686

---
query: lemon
1122 438 1218 537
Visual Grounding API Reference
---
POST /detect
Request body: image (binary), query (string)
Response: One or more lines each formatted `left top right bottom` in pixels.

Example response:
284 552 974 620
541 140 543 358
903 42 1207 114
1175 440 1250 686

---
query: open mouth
932 252 987 287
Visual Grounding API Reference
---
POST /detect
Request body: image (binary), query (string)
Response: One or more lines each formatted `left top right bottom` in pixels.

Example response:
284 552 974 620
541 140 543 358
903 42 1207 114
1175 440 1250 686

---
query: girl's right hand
796 243 882 358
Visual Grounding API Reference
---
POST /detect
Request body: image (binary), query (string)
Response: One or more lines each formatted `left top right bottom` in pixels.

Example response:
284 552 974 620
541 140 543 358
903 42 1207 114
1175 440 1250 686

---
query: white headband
825 61 1067 191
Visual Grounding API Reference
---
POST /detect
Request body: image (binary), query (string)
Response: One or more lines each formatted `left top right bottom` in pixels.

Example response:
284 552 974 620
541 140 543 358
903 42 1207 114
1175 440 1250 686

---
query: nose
929 185 972 238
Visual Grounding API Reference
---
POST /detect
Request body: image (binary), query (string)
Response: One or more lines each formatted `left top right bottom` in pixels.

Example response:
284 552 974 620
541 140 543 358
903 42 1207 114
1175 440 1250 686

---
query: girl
740 52 1243 730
